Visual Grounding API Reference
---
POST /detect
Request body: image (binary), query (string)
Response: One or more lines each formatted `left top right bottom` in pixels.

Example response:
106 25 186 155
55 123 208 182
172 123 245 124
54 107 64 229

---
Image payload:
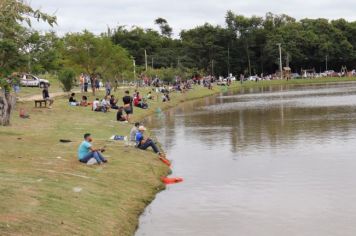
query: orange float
159 156 171 167
161 177 184 184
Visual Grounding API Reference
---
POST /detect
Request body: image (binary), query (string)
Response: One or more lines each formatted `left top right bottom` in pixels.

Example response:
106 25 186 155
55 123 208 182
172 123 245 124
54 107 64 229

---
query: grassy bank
0 85 222 236
1 76 356 235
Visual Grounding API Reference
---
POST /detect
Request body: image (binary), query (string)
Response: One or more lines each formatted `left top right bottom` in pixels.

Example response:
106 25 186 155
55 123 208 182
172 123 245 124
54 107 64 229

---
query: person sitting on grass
110 95 119 109
116 107 127 122
80 96 88 106
130 122 140 142
69 93 79 106
101 96 111 112
78 133 107 164
133 92 148 109
93 98 102 112
146 91 154 100
162 92 170 102
135 126 164 156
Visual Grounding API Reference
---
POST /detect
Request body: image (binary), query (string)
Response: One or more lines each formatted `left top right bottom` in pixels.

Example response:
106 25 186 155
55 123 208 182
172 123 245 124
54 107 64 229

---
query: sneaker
87 158 98 165
102 159 108 163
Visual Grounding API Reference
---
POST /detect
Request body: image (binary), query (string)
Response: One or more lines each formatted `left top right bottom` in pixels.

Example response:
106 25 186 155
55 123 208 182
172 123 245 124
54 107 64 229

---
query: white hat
138 126 147 131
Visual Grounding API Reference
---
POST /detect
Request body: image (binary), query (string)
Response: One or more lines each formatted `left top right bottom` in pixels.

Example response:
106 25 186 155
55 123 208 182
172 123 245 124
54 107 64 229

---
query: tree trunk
0 91 16 126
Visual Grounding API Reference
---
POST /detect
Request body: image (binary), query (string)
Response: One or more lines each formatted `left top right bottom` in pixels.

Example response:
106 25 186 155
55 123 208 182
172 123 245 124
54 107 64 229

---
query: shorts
124 107 132 114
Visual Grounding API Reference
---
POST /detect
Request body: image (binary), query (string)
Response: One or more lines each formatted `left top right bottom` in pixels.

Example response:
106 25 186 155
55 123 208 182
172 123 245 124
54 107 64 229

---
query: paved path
18 90 79 102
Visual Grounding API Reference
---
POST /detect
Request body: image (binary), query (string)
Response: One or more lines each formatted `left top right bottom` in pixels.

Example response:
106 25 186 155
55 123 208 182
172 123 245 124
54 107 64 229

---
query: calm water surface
136 83 356 236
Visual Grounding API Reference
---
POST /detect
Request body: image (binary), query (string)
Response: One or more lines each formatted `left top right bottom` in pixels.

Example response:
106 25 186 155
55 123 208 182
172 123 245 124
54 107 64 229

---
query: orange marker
161 177 184 184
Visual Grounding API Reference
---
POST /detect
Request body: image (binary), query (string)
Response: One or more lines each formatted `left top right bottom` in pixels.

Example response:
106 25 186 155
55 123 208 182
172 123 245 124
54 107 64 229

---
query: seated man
69 93 79 106
77 133 107 164
162 93 170 102
130 122 140 142
92 98 102 111
101 96 111 112
146 91 153 100
110 95 119 109
135 126 163 156
116 107 127 122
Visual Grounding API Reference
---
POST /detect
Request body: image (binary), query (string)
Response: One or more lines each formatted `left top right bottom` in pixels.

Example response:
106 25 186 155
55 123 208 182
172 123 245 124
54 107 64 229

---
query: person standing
114 79 119 92
122 90 133 121
77 133 107 164
42 85 54 109
84 74 89 92
79 73 85 93
105 81 111 96
91 75 96 96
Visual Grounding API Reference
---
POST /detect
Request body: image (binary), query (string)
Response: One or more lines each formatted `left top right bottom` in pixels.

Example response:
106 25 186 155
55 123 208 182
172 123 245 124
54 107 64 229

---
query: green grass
1 76 356 235
0 85 222 236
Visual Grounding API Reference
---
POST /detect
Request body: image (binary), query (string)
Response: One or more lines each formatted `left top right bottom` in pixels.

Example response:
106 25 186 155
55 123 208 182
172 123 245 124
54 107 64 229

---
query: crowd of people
37 74 212 165
73 86 176 164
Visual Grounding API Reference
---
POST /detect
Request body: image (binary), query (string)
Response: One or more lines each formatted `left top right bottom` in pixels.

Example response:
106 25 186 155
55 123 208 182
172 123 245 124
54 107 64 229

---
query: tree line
1 0 356 83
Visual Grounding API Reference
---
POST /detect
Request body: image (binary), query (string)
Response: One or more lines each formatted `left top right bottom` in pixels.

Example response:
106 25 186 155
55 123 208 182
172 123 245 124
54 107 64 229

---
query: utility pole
144 50 148 71
277 43 283 79
227 46 230 76
212 59 214 76
133 59 136 80
325 55 328 71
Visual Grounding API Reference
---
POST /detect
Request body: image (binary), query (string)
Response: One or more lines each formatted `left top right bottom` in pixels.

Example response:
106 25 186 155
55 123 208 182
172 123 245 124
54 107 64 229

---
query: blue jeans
80 151 106 164
138 139 159 153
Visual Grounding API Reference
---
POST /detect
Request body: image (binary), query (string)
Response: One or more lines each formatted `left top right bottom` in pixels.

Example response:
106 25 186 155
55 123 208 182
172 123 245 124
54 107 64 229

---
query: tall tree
0 0 56 126
155 18 173 37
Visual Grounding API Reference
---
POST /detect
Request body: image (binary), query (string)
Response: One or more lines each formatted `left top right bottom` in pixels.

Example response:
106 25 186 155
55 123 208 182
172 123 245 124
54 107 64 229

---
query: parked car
247 76 261 81
20 74 50 88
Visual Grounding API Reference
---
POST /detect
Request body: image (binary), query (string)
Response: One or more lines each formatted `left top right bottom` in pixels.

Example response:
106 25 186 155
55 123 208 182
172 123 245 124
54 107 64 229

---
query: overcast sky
31 0 356 36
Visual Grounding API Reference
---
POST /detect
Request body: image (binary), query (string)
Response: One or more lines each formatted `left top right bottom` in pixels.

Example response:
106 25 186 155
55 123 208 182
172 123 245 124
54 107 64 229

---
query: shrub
58 69 76 92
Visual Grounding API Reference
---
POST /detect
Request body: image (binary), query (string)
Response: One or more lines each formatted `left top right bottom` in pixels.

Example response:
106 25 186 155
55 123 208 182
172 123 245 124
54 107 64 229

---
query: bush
58 69 76 92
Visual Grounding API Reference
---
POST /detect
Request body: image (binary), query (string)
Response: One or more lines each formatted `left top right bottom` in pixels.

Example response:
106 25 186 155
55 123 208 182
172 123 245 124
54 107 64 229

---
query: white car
247 76 261 81
20 74 50 88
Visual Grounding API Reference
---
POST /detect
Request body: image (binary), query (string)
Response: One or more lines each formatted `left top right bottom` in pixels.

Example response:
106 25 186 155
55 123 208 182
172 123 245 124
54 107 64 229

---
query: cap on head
138 126 146 131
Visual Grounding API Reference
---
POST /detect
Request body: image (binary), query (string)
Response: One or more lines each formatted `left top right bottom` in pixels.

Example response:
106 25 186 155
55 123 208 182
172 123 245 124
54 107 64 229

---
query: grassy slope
0 85 221 236
1 77 356 235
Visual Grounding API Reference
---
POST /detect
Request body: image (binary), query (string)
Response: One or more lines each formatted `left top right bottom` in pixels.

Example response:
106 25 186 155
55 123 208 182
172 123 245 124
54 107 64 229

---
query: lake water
136 83 356 236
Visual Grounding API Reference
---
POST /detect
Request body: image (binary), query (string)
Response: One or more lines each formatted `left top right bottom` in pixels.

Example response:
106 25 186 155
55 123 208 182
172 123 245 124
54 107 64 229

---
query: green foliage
0 0 56 76
61 31 133 81
58 69 75 92
111 26 181 68
155 18 173 37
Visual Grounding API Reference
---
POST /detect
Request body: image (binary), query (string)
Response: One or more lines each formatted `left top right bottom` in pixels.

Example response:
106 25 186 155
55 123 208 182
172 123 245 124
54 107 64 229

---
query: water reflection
136 83 356 236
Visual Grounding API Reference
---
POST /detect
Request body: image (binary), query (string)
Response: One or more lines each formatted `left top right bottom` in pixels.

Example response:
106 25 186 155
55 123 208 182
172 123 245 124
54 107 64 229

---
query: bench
35 99 47 108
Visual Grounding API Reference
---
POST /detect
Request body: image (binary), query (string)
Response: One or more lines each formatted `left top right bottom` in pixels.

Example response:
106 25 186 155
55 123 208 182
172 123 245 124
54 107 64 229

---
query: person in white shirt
93 98 101 112
101 96 110 112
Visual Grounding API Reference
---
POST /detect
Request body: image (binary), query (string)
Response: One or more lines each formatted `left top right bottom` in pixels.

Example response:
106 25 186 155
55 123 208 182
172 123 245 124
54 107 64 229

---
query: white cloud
30 0 356 36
